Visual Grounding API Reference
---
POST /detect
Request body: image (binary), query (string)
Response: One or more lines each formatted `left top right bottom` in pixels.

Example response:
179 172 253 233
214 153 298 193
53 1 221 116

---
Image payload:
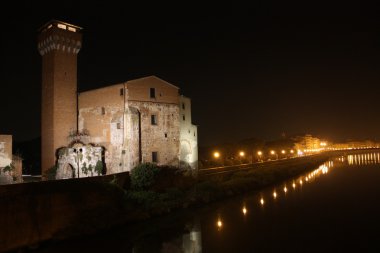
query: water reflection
347 153 380 166
133 153 380 253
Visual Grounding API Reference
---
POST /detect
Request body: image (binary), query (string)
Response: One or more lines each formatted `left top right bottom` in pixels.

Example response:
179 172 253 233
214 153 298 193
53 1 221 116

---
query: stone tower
38 20 82 175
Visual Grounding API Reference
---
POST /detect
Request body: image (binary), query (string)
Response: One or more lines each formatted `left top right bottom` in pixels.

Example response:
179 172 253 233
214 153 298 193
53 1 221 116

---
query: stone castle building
38 20 198 178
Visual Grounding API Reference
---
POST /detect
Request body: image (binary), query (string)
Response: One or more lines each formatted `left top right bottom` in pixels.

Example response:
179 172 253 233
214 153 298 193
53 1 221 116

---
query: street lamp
239 151 245 164
270 150 278 160
257 151 263 162
213 151 223 166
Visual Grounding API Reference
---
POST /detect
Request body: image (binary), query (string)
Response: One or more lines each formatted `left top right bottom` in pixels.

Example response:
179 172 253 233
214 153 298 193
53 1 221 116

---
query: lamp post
239 151 245 164
257 151 263 162
270 150 278 160
281 150 286 159
213 151 222 166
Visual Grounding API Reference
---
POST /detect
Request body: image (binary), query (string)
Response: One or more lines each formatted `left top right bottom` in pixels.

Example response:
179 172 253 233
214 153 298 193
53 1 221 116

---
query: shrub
45 165 58 180
130 163 160 190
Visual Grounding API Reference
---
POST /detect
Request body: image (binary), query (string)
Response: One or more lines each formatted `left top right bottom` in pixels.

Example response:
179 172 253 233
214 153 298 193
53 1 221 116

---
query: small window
165 133 167 138
67 27 76 32
101 107 105 115
150 88 156 98
120 88 124 96
57 24 67 30
151 115 157 125
183 115 185 121
122 150 126 154
182 103 185 110
117 123 121 129
152 152 158 163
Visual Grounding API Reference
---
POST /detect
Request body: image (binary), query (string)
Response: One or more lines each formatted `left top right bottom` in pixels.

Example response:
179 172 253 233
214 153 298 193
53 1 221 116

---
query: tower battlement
38 20 82 56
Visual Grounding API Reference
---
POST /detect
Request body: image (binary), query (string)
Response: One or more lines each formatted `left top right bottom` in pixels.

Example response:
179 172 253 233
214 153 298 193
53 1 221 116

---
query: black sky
1 1 380 145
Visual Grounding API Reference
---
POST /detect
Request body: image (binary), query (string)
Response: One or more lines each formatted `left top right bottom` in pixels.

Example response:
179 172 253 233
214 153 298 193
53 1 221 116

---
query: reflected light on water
347 153 380 166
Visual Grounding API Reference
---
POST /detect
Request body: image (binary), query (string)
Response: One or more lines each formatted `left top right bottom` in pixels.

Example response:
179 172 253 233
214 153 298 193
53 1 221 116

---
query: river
33 152 380 252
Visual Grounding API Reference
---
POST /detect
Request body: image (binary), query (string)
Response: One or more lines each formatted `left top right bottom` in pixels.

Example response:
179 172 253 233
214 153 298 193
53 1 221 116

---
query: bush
45 165 58 180
130 163 160 190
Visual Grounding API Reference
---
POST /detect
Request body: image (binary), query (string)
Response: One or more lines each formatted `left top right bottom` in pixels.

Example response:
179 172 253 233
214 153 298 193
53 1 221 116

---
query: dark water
34 153 380 252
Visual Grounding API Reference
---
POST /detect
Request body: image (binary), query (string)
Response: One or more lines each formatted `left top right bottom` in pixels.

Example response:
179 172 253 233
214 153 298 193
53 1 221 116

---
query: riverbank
1 149 377 253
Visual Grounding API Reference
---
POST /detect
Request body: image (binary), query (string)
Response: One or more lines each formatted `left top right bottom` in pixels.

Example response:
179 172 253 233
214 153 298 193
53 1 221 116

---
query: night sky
2 1 380 146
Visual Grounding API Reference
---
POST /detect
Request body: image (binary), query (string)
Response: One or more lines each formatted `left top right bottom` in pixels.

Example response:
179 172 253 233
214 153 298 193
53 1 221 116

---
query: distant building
0 135 22 184
293 134 322 153
38 20 198 178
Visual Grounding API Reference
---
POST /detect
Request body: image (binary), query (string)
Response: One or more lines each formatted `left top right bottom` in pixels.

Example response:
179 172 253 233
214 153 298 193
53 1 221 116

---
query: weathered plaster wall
122 107 140 171
0 135 12 167
126 76 180 166
129 101 180 166
0 135 23 184
79 84 125 174
56 143 103 179
179 97 198 169
77 76 192 175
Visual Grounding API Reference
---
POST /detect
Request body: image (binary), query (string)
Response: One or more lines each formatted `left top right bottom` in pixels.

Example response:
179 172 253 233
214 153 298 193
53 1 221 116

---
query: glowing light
290 150 294 154
57 23 67 30
257 151 263 156
270 150 275 155
260 198 265 205
214 152 220 158
273 191 277 199
283 186 288 193
292 182 296 189
67 26 76 32
281 150 286 154
239 151 245 157
217 219 223 229
242 207 247 215
299 179 303 185
305 177 309 182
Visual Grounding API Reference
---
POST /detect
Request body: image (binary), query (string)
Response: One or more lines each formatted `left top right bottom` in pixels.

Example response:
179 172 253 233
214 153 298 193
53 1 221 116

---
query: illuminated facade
78 76 198 174
38 20 198 178
293 134 322 153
